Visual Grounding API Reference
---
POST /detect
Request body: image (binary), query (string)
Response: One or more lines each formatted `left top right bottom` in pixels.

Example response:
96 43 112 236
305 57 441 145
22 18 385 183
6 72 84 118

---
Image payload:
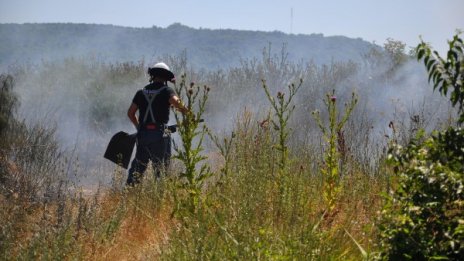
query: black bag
104 131 136 169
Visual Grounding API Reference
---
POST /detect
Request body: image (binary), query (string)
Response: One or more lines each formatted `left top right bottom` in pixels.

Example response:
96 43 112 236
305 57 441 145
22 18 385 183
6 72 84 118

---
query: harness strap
141 86 167 124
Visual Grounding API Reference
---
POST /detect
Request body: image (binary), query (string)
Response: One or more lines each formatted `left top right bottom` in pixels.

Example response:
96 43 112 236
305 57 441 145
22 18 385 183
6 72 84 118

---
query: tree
384 38 408 67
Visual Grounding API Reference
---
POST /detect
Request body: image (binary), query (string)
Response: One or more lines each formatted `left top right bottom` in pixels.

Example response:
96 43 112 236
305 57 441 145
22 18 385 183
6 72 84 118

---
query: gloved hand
167 125 177 133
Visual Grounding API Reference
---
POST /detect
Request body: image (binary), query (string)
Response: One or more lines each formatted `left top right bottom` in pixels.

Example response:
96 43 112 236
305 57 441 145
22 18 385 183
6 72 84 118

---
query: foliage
0 74 128 259
160 110 383 260
312 90 358 211
0 74 17 187
378 34 464 260
417 33 464 123
379 128 464 260
0 75 65 201
384 38 409 67
173 74 212 213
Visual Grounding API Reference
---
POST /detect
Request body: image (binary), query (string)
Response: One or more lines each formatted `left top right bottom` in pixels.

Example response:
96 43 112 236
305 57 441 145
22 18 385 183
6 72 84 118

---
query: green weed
172 74 212 214
312 90 358 211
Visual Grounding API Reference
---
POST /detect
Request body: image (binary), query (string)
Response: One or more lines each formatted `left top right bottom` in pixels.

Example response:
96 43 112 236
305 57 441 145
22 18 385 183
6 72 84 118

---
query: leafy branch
417 33 464 123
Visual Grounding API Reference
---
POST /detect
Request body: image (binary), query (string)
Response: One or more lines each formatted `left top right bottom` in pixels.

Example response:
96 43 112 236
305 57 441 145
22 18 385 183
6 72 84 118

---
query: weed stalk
173 74 212 214
312 90 357 211
262 79 302 211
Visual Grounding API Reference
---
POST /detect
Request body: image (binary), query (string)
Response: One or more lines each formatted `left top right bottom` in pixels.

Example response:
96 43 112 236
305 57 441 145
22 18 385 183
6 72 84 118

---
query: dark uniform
126 82 176 185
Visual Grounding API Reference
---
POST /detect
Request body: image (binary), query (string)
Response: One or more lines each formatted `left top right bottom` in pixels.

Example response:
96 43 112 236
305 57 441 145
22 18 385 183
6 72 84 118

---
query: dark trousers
126 129 171 185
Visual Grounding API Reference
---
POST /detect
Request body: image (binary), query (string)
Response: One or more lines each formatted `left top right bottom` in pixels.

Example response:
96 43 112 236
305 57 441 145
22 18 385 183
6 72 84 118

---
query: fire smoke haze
0 0 461 186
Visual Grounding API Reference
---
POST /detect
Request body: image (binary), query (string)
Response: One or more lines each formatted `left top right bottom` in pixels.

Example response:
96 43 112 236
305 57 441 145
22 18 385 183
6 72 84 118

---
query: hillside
0 23 376 69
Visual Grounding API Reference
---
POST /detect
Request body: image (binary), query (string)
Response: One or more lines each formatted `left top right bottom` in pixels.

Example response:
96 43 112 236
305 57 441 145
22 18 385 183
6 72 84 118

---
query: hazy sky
1 0 463 54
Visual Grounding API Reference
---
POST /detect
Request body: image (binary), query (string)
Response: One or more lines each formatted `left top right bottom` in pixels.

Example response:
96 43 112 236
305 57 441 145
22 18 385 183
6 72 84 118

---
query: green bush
379 128 464 259
378 33 464 260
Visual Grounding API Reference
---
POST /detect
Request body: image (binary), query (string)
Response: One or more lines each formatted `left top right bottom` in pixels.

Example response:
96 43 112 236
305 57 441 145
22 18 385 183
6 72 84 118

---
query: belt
143 123 166 130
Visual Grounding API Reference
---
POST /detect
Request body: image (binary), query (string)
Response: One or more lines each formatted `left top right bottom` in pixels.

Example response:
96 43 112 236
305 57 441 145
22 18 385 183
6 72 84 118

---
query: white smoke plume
2 44 457 187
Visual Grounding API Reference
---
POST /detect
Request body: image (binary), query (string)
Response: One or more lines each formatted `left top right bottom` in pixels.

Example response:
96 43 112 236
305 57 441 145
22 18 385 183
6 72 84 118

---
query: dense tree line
0 23 375 69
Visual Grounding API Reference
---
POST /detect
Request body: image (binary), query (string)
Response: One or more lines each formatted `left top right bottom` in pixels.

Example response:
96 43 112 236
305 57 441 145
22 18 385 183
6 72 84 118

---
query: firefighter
126 62 187 185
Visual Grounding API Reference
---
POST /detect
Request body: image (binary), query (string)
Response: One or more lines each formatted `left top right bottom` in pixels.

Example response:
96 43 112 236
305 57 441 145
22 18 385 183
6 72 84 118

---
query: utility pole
290 7 293 34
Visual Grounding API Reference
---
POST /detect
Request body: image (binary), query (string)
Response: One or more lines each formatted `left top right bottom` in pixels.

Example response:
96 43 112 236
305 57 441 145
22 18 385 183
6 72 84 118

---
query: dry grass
91 196 174 260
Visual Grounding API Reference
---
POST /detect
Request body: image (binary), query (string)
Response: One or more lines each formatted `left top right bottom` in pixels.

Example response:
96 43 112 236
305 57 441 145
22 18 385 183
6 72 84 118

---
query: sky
0 0 463 55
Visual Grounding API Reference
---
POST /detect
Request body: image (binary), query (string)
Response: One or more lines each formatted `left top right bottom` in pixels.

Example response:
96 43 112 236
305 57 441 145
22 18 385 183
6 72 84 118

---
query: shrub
0 74 17 188
0 74 17 146
378 33 464 260
379 128 464 259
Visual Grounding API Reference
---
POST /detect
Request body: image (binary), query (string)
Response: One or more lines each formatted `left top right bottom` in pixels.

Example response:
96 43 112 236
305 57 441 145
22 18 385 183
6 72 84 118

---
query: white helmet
153 62 170 71
148 62 174 81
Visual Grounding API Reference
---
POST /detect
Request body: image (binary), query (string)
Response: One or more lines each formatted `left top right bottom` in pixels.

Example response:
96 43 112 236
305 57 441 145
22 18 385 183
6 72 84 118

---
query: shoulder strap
141 86 168 124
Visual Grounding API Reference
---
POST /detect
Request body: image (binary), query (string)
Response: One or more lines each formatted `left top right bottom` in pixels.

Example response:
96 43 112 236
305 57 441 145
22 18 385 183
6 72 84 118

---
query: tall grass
159 108 386 260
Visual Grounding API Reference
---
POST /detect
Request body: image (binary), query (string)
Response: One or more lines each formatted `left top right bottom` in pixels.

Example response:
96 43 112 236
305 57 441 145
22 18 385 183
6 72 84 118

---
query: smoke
199 50 456 169
9 58 147 186
357 59 453 134
2 45 457 187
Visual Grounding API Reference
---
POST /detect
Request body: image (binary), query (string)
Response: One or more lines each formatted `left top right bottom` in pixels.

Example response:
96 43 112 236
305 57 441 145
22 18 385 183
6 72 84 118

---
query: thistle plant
312 90 357 211
173 74 212 213
261 79 302 214
261 79 302 174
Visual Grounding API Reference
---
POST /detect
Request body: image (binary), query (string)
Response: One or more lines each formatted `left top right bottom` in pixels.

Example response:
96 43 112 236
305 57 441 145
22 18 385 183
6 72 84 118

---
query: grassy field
0 43 459 260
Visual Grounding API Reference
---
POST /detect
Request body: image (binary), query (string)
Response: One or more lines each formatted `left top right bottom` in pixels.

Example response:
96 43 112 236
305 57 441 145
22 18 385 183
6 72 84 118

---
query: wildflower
330 96 336 102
